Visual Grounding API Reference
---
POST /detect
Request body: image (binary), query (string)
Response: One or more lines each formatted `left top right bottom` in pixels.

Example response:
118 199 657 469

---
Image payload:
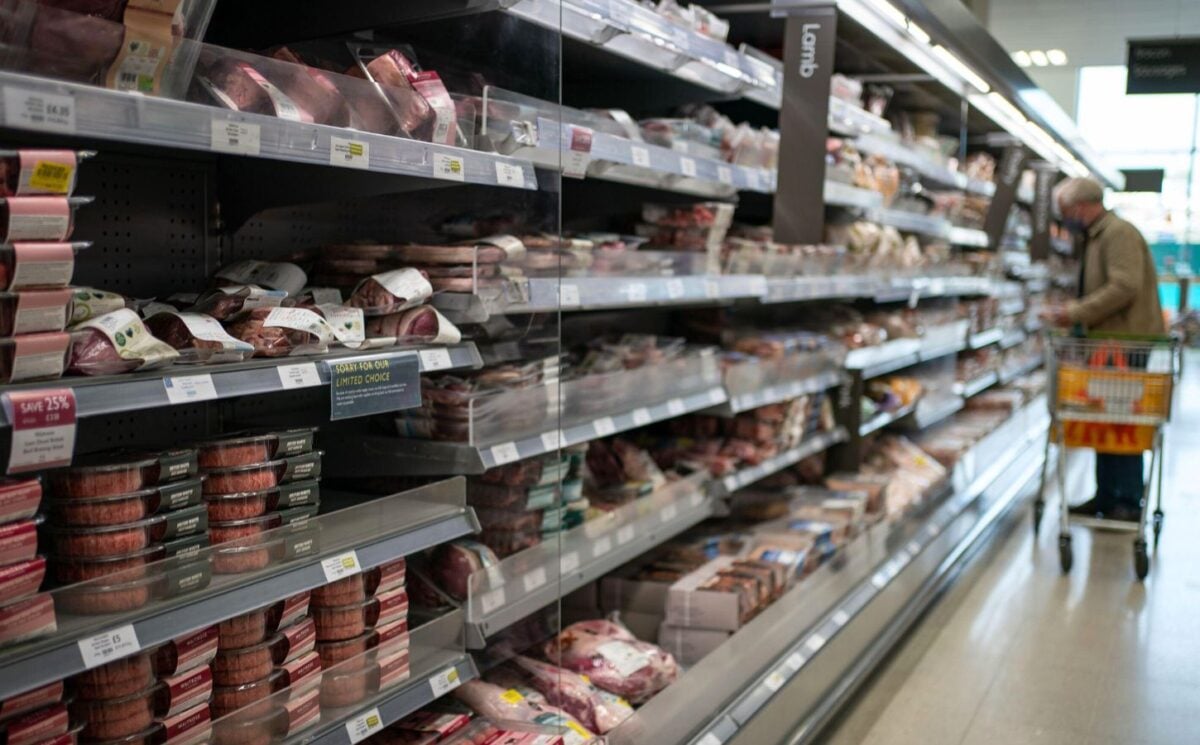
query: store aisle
821 353 1200 745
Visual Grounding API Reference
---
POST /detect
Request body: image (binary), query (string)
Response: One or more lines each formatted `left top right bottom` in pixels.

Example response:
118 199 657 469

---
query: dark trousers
1095 453 1144 511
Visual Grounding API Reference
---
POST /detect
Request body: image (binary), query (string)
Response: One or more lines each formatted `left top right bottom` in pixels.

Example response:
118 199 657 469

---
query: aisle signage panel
325 354 420 420
1127 37 1200 93
983 145 1028 248
1030 163 1057 261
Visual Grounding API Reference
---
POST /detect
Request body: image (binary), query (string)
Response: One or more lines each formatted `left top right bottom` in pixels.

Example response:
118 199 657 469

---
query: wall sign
1128 37 1200 94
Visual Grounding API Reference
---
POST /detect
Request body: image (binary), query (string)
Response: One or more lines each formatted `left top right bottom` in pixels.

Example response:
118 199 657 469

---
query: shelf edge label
4 388 76 474
78 624 140 670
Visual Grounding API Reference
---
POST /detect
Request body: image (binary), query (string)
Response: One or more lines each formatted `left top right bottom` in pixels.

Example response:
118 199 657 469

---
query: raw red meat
431 539 499 601
348 268 431 315
354 50 432 139
28 2 124 85
453 681 597 743
271 47 352 127
225 307 332 358
543 619 678 704
365 306 461 344
512 655 632 733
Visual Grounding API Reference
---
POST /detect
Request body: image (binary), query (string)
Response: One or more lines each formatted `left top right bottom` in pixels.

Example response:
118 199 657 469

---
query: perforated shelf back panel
72 153 219 298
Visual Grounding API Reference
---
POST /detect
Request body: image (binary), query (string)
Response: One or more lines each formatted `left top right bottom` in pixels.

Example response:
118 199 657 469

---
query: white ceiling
983 0 1200 115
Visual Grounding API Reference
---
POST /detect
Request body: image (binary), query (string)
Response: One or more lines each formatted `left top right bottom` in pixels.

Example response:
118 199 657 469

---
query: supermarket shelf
999 356 1043 384
611 397 1050 745
968 327 1005 349
0 72 537 193
872 209 952 239
847 326 968 380
999 298 1027 316
763 275 881 304
948 226 991 248
871 276 994 304
859 402 917 437
716 428 849 496
824 180 884 211
1000 329 1028 350
954 371 999 399
0 344 481 428
434 275 766 323
712 368 845 417
905 396 966 430
0 479 477 701
295 612 478 745
1025 318 1044 334
330 385 729 476
853 133 994 197
827 97 892 137
464 473 713 647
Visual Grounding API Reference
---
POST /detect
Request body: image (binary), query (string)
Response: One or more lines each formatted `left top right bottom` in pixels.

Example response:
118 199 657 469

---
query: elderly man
1042 177 1164 521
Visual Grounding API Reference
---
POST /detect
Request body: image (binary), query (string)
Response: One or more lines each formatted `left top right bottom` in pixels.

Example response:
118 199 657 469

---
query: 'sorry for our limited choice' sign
324 354 420 420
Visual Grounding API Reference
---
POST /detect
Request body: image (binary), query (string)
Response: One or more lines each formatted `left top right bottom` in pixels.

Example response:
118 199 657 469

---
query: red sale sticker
3 388 76 473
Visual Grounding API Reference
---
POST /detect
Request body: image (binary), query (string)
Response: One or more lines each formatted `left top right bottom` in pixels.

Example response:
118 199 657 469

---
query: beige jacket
1068 212 1164 335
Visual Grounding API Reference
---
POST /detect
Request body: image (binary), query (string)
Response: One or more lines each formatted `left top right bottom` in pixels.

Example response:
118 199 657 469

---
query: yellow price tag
501 689 525 704
28 161 74 194
364 713 380 728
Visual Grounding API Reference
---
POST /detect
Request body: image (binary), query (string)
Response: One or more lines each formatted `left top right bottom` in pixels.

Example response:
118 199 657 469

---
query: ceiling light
1029 50 1049 66
906 20 930 44
1046 49 1068 66
864 0 909 29
1012 50 1032 67
931 45 990 93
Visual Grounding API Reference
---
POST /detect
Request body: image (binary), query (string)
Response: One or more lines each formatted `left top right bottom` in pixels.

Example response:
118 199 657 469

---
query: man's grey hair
1053 177 1105 207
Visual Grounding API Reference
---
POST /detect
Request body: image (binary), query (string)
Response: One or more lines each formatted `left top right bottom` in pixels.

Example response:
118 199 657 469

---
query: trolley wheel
1033 499 1044 536
1153 510 1164 548
1135 540 1150 581
1058 534 1073 574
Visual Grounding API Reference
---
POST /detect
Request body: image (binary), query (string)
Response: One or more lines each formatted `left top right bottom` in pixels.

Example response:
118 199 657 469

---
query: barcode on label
330 136 370 169
78 625 140 669
5 88 75 133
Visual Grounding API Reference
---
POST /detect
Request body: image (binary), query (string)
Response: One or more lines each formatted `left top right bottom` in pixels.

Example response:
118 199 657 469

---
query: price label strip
163 374 218 404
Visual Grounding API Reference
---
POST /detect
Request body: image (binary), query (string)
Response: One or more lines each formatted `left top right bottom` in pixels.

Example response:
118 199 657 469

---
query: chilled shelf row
954 370 1000 399
853 133 996 197
619 395 1050 745
859 401 918 437
0 479 478 700
715 428 849 496
0 344 482 429
845 320 970 379
968 328 1005 350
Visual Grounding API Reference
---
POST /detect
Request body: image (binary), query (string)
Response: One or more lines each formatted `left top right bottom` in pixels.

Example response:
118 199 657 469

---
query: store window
1075 65 1199 255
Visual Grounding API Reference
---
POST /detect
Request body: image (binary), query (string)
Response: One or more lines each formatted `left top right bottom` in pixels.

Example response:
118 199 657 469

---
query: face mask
1063 217 1087 234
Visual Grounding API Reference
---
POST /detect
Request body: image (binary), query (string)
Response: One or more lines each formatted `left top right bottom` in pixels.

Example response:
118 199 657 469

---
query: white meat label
79 308 178 369
592 536 612 557
318 304 365 347
173 312 254 349
330 136 370 169
679 157 697 178
7 212 68 242
522 567 548 593
660 504 678 523
418 348 453 371
375 268 433 310
559 551 580 574
495 161 525 188
11 349 66 382
345 708 383 744
666 279 685 300
163 374 218 405
264 307 335 345
490 442 520 466
593 417 616 437
480 588 506 614
10 246 73 289
595 641 650 677
78 624 140 669
433 153 466 182
717 165 733 184
320 551 362 582
630 146 651 168
277 363 322 389
616 525 635 545
4 88 75 133
631 408 652 426
559 284 580 307
429 667 461 697
667 399 686 416
210 120 261 156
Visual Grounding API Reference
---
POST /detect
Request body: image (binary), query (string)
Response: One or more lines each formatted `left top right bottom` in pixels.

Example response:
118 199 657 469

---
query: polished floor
821 353 1200 745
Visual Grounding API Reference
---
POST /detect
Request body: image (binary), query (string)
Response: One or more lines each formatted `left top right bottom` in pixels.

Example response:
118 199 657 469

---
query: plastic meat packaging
0 242 85 291
68 308 180 375
0 197 91 242
512 655 633 734
542 619 679 704
145 311 255 363
0 150 92 197
226 307 336 357
0 289 73 336
0 594 56 648
348 268 432 316
189 286 287 322
212 260 308 297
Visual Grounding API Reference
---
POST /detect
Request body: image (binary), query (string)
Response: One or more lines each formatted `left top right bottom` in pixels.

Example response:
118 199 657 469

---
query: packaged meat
72 684 156 740
0 681 63 725
3 702 69 745
68 309 179 375
225 307 335 357
0 557 45 604
44 507 208 559
315 631 375 669
152 666 212 719
195 56 314 123
365 305 461 345
156 702 213 745
393 711 471 743
0 593 55 648
55 561 205 615
0 290 73 336
0 150 92 197
0 197 90 242
197 428 316 469
46 486 170 526
453 681 598 744
202 489 270 521
213 619 316 686
208 674 275 719
0 520 38 566
213 261 307 297
68 288 129 326
189 286 287 322
144 312 255 364
74 651 154 699
317 655 371 708
0 478 40 524
219 609 270 651
310 574 368 608
370 557 406 594
269 48 352 127
347 46 432 140
48 454 158 499
48 544 165 584
0 242 84 291
542 619 679 704
274 650 322 695
207 512 283 545
347 268 432 316
0 332 74 383
153 626 219 677
432 539 500 601
202 452 320 495
512 656 632 734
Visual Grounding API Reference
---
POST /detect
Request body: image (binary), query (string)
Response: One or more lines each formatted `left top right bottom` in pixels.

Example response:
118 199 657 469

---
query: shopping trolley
1033 333 1181 579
